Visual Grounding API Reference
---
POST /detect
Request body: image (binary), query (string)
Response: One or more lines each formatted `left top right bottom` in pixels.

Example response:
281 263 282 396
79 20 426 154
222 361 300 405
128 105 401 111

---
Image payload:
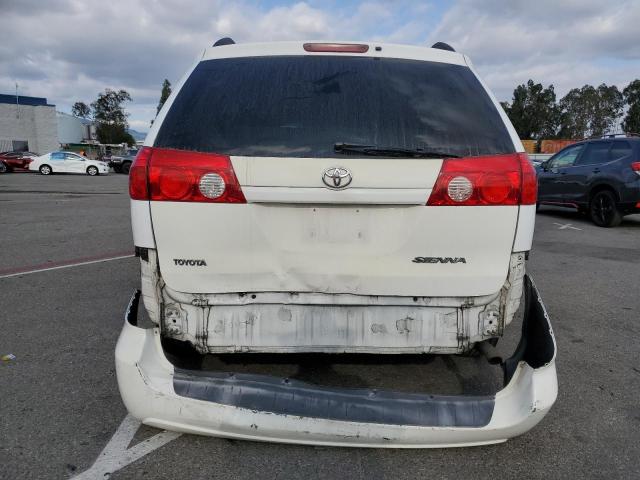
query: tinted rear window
609 141 632 161
155 56 514 158
577 141 611 165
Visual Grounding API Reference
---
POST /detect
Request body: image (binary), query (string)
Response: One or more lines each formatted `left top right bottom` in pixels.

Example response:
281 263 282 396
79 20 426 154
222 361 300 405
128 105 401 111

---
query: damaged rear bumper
115 275 557 448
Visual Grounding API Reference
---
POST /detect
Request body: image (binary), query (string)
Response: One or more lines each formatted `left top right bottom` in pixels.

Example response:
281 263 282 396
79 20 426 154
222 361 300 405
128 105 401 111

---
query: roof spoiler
213 37 235 47
431 42 455 52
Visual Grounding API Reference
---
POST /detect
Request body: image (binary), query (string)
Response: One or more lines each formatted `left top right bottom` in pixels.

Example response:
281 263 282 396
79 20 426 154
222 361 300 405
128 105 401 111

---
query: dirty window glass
577 142 612 165
155 56 515 158
609 141 632 161
549 144 584 168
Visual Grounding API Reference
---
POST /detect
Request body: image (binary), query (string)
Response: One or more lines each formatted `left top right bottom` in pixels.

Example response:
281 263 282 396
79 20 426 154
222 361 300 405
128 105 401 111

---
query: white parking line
0 254 134 279
553 222 582 231
72 415 182 479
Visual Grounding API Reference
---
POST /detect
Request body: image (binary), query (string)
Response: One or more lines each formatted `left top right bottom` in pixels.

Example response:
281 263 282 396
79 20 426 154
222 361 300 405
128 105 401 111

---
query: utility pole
15 82 19 119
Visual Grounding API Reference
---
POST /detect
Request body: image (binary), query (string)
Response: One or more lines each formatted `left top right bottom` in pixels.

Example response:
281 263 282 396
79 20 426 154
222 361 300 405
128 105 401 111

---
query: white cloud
0 0 638 130
0 0 344 130
428 0 640 99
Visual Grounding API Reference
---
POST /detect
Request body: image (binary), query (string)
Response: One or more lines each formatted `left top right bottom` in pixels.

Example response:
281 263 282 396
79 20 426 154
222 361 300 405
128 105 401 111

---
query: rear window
609 141 632 161
155 56 515 158
577 141 612 165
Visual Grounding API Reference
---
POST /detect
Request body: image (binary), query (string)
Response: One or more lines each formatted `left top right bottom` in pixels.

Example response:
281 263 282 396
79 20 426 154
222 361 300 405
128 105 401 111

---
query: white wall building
0 94 58 154
57 111 96 144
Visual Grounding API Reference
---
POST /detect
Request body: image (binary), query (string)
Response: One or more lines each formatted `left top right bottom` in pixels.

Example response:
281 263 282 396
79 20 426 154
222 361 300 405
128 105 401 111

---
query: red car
0 151 38 173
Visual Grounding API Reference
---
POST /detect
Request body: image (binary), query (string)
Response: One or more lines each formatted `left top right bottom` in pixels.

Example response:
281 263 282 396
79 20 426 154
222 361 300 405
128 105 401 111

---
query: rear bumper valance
115 275 557 447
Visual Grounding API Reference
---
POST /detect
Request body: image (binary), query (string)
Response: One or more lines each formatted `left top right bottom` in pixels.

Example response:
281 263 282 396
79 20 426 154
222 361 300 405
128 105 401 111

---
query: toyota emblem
322 166 352 189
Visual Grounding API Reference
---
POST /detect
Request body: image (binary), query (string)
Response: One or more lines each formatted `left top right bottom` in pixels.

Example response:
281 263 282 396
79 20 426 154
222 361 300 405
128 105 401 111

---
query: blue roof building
0 93 58 153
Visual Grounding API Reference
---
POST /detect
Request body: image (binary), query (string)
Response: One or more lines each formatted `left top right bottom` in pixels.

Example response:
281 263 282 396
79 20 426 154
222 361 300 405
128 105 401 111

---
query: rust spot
396 317 413 334
370 323 387 334
213 321 224 334
278 308 292 322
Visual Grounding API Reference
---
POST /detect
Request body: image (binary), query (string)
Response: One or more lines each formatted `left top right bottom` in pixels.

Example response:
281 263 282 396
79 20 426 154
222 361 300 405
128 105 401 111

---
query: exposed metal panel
163 285 500 307
115 276 558 447
157 254 524 354
188 303 463 353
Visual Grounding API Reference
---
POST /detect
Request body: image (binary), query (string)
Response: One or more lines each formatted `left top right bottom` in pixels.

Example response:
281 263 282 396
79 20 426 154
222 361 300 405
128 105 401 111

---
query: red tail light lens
427 153 536 206
631 161 640 173
519 153 538 204
129 147 151 200
129 147 246 203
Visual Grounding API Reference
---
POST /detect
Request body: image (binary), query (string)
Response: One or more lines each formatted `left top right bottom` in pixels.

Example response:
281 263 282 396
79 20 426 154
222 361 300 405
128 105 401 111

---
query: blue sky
1 0 638 131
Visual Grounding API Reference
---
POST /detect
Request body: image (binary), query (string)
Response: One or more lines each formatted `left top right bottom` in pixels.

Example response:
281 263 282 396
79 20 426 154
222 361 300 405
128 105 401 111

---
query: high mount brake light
303 43 369 53
427 153 537 206
128 147 246 203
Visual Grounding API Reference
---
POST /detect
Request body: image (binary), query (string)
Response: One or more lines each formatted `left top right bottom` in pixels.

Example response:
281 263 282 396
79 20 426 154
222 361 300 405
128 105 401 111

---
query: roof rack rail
431 42 455 52
213 37 235 47
591 132 640 139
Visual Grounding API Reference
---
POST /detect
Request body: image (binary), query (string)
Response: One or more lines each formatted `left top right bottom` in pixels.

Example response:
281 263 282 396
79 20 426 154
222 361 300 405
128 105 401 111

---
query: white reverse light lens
199 173 226 199
447 176 473 202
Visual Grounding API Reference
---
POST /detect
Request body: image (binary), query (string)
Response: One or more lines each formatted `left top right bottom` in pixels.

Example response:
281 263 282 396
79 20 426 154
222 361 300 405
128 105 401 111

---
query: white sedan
29 151 110 176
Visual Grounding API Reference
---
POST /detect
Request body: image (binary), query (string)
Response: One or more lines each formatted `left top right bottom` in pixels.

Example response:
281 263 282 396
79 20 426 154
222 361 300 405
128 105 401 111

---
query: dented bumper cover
115 275 557 448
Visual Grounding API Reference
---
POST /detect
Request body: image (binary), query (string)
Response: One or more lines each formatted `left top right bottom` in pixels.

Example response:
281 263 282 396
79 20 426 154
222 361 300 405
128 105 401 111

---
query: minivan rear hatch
146 52 523 297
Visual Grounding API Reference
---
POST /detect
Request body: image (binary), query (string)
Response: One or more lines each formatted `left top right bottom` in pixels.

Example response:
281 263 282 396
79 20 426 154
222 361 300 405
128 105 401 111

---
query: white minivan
116 40 557 448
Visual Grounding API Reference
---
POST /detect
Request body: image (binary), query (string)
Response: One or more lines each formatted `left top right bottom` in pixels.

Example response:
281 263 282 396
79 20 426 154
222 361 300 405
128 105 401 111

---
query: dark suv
537 135 640 227
109 149 138 174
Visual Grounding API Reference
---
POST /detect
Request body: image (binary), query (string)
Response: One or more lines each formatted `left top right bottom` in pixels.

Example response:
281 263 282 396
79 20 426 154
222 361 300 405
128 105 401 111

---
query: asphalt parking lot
1 172 639 479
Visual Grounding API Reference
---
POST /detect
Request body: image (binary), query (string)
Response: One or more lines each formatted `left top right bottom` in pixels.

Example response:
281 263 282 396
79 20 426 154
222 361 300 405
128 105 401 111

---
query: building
0 94 59 154
57 111 96 144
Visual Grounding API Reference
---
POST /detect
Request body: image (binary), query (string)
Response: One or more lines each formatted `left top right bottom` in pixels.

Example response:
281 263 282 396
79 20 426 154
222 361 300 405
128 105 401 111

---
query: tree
558 86 593 138
71 101 91 119
95 124 136 146
91 89 133 145
591 84 624 136
558 84 623 138
156 79 172 116
502 80 560 139
622 79 640 133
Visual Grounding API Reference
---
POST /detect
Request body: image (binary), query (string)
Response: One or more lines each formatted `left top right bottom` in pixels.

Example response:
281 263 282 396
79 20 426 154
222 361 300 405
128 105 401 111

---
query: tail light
129 147 151 200
631 161 640 176
129 147 246 203
427 153 537 206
